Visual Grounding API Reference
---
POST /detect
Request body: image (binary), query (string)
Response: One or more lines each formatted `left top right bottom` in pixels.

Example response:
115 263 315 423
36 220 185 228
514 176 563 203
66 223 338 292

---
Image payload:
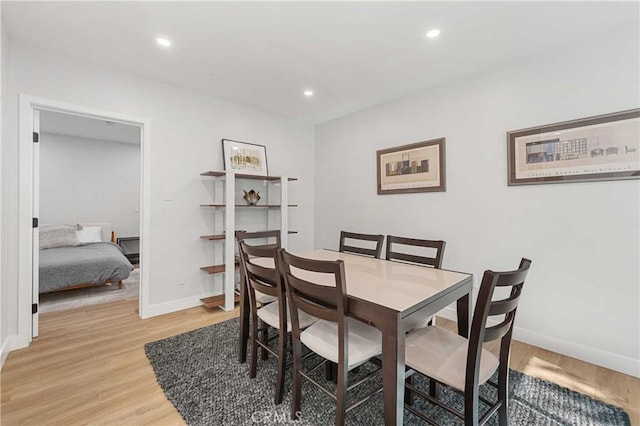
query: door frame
18 94 151 347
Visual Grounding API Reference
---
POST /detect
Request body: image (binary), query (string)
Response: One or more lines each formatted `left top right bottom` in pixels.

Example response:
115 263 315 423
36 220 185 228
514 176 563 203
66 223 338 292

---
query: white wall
0 6 7 367
39 132 141 237
1 41 314 347
314 26 640 376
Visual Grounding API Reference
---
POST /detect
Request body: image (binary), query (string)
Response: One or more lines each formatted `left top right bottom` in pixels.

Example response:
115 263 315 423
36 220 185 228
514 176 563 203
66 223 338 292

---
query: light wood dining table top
255 249 472 312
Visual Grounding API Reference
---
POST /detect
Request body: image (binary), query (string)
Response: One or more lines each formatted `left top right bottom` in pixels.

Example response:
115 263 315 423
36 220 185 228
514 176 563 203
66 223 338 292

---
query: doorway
18 95 151 346
36 110 141 319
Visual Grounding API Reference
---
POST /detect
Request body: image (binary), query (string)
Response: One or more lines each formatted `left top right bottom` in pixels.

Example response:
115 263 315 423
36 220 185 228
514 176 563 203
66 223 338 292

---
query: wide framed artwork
507 109 640 186
222 139 268 176
377 138 446 194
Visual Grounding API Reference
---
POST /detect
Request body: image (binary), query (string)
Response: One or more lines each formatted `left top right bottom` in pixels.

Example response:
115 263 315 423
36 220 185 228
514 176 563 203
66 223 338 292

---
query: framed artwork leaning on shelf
377 137 446 194
507 108 640 186
222 138 269 176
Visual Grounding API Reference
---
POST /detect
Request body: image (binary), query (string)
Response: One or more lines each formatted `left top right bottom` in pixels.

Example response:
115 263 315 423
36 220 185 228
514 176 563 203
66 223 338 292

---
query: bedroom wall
39 132 141 237
314 25 640 376
1 40 315 345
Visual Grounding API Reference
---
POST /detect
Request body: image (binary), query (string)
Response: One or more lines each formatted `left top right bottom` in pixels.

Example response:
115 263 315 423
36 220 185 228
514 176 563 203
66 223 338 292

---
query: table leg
456 292 471 338
238 271 249 363
382 321 404 426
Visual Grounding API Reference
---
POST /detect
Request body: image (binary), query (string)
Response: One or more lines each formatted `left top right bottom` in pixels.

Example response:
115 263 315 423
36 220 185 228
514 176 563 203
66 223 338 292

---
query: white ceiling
3 2 638 123
40 110 141 145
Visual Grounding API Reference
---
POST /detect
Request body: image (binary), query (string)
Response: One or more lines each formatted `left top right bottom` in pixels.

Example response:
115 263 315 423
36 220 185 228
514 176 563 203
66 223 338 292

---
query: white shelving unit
199 170 297 311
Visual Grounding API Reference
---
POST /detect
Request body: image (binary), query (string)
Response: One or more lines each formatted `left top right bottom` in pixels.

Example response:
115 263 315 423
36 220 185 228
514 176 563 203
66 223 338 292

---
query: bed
39 223 134 294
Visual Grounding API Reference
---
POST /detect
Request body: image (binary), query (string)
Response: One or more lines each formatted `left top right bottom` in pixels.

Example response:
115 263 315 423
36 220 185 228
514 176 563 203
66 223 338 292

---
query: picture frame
507 109 640 186
222 139 269 176
377 138 446 194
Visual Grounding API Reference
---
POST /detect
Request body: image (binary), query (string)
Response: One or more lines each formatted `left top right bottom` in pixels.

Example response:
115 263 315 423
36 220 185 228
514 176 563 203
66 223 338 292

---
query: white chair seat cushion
301 318 382 370
255 291 277 305
257 300 318 332
405 326 499 392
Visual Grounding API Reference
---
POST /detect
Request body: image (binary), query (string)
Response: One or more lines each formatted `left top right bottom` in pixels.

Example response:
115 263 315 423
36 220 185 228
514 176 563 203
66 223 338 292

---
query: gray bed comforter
39 242 133 293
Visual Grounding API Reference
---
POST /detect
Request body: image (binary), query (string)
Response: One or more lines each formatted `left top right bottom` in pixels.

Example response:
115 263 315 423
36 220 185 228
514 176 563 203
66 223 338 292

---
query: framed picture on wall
376 138 446 194
507 109 640 186
222 139 269 176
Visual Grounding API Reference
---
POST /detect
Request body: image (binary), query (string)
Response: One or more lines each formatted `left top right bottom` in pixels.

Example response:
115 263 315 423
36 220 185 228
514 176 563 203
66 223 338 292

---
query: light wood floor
1 299 638 425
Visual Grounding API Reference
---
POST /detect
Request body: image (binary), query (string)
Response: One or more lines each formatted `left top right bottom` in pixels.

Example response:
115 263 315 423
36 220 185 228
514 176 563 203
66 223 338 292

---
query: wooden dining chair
386 235 446 328
403 258 532 426
277 248 383 425
238 241 317 405
236 230 281 364
338 231 384 258
385 235 446 269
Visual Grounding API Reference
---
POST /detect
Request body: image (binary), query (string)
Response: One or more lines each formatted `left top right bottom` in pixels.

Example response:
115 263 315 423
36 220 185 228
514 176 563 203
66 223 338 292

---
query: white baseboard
436 307 640 378
142 293 221 319
512 326 639 378
1 335 18 370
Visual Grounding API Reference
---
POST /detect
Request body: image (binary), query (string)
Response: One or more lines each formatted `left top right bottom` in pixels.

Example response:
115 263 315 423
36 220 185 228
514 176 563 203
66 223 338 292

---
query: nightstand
116 236 139 264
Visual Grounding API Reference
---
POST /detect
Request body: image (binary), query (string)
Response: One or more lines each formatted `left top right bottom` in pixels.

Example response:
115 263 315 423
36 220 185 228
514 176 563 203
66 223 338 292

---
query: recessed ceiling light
426 29 441 39
303 90 314 97
156 37 171 47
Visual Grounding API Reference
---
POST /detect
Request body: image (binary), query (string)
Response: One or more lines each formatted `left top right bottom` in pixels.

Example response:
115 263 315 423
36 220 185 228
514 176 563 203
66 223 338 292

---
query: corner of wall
1 335 17 369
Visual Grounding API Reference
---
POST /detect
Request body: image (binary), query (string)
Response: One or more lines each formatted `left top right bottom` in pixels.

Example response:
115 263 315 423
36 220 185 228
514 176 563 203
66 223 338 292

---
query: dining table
238 249 473 425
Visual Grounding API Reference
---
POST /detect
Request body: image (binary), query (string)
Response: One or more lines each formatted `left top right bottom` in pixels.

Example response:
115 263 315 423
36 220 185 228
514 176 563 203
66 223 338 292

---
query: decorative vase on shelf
243 190 261 205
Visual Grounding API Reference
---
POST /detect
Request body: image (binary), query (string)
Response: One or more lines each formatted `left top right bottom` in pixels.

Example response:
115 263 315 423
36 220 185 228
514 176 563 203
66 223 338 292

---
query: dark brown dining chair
338 231 384 258
386 235 446 328
403 258 532 426
238 241 317 405
277 248 383 425
385 235 446 269
236 230 281 364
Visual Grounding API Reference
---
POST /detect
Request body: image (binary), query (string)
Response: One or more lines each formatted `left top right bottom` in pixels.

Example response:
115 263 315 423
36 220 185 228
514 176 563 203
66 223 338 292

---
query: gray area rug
145 318 630 425
40 268 139 313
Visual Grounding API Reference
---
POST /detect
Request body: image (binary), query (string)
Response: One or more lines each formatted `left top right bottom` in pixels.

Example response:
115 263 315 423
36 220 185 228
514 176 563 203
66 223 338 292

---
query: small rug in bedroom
39 268 139 313
144 318 630 425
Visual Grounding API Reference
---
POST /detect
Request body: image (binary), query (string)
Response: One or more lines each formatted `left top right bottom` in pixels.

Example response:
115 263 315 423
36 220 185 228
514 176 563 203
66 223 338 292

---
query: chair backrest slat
385 235 445 268
286 274 338 306
483 314 515 342
339 231 384 258
495 269 529 287
487 286 522 316
236 230 281 248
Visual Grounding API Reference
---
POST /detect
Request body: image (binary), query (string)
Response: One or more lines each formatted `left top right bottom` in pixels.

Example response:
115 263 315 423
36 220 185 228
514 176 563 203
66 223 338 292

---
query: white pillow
76 226 102 243
40 224 79 249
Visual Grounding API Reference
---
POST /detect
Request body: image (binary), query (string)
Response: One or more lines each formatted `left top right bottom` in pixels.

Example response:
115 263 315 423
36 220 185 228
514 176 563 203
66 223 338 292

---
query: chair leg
335 362 348 426
464 386 480 426
325 361 337 383
260 322 269 360
290 337 302 420
404 374 415 406
498 365 509 426
250 314 259 379
274 329 286 405
429 379 438 399
238 281 250 363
